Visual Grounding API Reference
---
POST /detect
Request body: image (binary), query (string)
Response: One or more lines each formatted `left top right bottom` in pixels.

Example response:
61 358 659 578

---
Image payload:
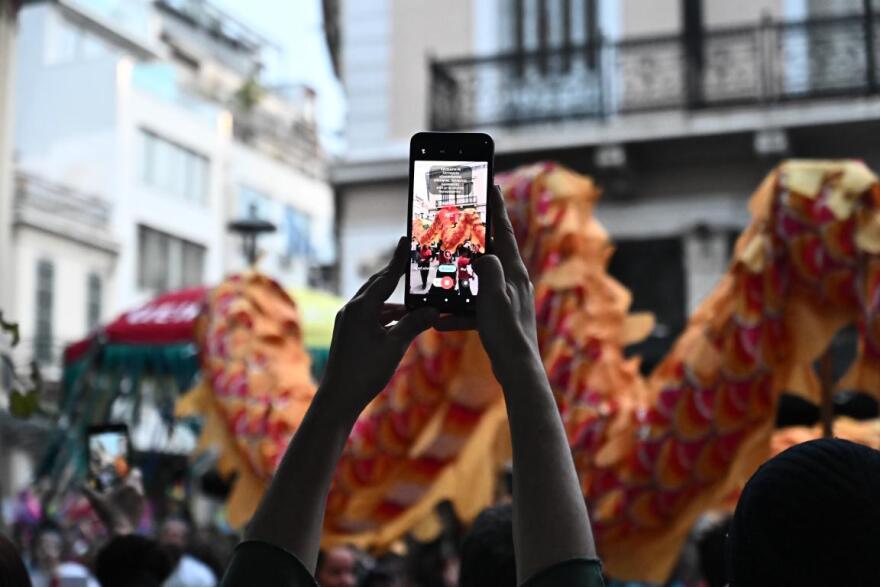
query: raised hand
82 469 145 537
320 237 438 419
437 186 540 383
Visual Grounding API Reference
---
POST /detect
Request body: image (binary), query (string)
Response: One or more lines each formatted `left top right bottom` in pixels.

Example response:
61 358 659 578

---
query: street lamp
227 204 276 266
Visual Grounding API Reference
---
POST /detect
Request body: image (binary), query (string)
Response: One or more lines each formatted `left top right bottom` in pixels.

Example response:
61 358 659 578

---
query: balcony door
485 0 602 123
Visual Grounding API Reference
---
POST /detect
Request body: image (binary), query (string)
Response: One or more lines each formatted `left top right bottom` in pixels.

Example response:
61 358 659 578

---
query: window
34 260 54 363
141 129 209 203
87 273 102 330
44 15 109 65
239 186 273 220
506 0 598 51
284 205 312 260
238 186 313 266
138 225 206 293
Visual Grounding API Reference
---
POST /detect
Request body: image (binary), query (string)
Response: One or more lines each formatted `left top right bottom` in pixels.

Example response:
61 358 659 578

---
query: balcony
14 172 118 253
233 108 322 176
132 62 223 123
430 14 880 131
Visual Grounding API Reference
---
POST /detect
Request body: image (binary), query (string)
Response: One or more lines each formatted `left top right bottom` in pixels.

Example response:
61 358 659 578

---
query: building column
0 0 18 313
684 228 728 316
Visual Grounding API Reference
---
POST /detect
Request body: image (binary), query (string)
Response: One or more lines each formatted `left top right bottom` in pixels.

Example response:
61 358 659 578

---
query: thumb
473 254 506 297
388 307 438 346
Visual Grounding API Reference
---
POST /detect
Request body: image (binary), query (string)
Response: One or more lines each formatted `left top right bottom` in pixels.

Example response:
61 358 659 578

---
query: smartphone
406 132 494 314
86 423 131 491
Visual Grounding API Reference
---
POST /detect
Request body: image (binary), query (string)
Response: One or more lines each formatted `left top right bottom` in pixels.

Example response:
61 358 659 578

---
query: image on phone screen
409 160 489 307
88 429 130 491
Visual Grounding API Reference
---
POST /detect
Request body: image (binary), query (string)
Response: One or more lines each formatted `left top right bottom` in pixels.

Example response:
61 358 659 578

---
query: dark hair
458 505 516 587
362 553 405 587
697 517 731 587
95 535 175 587
0 533 32 587
729 438 880 586
31 520 62 546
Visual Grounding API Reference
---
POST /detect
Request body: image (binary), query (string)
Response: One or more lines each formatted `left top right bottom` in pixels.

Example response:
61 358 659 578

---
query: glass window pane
142 131 156 185
81 31 106 59
138 226 170 292
45 17 79 65
154 139 173 192
168 144 185 198
182 243 205 287
87 273 102 330
34 260 54 363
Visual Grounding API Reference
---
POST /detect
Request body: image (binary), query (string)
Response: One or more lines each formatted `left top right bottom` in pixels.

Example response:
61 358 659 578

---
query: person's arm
239 238 437 573
440 187 597 582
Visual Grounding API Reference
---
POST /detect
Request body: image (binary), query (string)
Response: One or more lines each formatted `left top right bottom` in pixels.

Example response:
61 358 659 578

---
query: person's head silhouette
0 533 31 587
729 438 880 586
458 505 516 587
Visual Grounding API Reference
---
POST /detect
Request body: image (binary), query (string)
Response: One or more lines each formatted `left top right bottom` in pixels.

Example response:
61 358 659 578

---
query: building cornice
13 209 120 255
332 96 880 186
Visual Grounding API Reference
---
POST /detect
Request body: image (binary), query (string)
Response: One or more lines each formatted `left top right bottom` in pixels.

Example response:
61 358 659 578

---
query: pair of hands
321 186 539 420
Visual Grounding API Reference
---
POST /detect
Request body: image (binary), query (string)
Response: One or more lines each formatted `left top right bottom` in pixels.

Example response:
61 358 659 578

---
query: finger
473 254 507 298
352 273 381 300
351 238 406 300
380 303 407 325
489 186 528 281
360 237 409 307
434 315 477 332
388 307 438 345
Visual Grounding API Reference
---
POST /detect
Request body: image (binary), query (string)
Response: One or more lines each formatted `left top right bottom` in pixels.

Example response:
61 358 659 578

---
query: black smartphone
405 132 494 314
86 423 132 491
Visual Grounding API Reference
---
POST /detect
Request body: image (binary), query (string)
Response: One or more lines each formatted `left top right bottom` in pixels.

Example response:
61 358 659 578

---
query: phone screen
87 426 130 491
408 155 491 311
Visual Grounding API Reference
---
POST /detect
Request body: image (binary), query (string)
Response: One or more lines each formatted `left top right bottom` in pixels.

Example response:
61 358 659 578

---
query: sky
213 0 346 153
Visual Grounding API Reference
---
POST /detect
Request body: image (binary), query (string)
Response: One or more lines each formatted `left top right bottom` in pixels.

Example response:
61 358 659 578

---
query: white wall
341 0 391 151
12 227 115 371
15 6 118 169
115 81 229 307
339 181 407 298
227 142 335 286
594 193 750 239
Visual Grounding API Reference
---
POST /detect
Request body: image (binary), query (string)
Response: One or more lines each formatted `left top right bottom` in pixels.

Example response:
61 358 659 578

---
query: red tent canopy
64 286 208 364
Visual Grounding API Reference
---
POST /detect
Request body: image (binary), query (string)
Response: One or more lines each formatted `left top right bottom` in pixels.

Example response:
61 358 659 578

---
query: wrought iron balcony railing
430 14 880 131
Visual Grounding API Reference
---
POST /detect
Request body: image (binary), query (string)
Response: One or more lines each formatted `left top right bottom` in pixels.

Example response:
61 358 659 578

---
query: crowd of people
0 507 228 587
412 239 477 296
3 188 880 586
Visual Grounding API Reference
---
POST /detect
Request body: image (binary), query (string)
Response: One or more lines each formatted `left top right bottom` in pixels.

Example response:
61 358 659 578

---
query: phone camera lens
421 148 426 154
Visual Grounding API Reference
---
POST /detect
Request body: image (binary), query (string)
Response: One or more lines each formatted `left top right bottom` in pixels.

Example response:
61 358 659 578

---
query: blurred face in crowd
317 546 357 587
34 529 63 571
158 519 190 550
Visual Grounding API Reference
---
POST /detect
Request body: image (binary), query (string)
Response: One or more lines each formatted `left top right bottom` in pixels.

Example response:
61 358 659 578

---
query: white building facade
8 0 333 374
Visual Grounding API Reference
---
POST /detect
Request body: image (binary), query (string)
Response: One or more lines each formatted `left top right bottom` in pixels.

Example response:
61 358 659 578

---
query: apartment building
331 0 880 369
8 0 333 373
